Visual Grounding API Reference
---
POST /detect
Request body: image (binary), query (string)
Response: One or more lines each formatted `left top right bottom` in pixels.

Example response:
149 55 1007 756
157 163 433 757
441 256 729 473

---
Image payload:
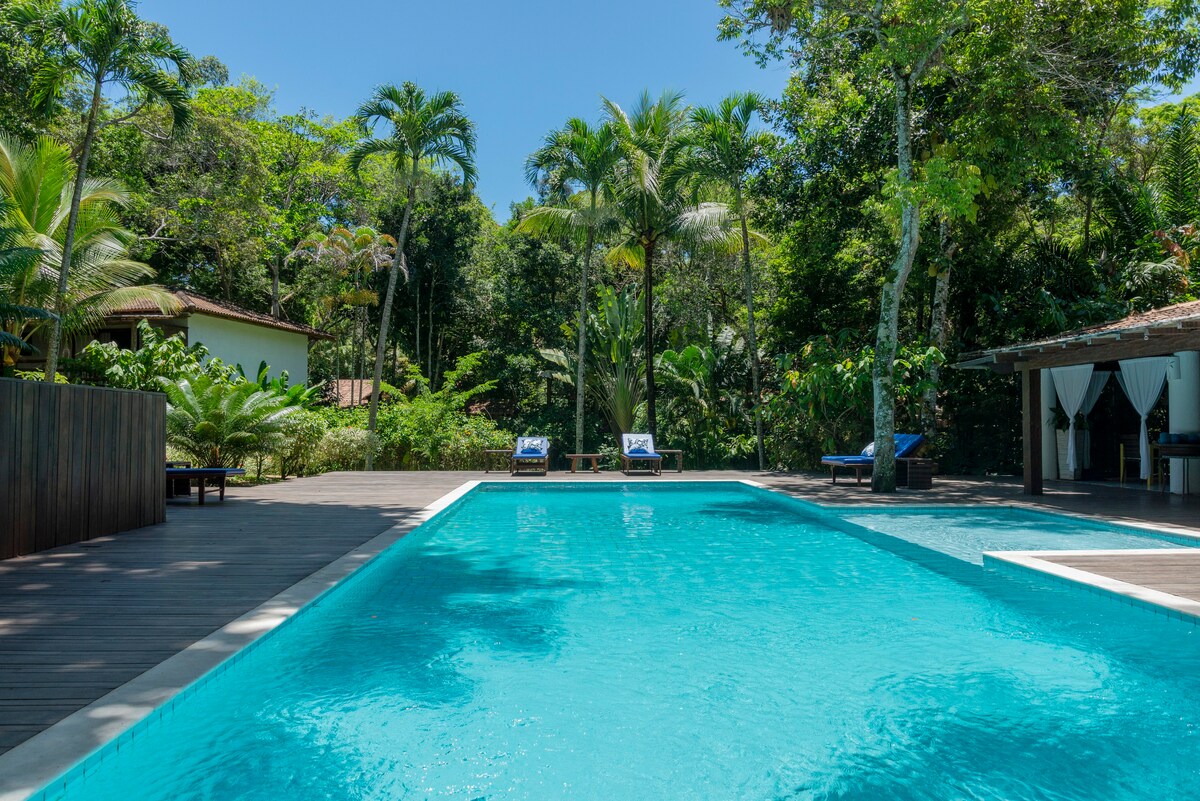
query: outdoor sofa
511 436 550 475
621 434 663 476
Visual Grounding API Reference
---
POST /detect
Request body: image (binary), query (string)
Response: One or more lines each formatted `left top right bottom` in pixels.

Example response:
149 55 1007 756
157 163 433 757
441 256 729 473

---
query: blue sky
139 0 792 219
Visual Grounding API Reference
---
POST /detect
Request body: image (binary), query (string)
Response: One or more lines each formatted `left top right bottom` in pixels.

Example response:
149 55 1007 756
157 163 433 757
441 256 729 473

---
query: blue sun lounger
821 433 925 485
511 436 549 475
621 433 663 476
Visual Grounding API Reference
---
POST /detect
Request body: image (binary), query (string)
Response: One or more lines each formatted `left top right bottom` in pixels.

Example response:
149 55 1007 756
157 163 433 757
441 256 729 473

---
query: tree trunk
737 189 766 471
872 76 920 493
366 174 417 470
575 200 597 454
414 280 421 368
43 75 103 382
923 221 957 441
270 258 281 318
427 271 434 379
643 238 657 436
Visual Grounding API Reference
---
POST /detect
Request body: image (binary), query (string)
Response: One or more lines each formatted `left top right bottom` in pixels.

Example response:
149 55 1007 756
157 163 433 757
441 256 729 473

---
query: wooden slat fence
0 378 165 558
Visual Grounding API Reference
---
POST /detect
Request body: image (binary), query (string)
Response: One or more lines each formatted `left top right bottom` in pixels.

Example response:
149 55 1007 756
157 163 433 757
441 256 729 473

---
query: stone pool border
0 480 482 801
983 549 1200 625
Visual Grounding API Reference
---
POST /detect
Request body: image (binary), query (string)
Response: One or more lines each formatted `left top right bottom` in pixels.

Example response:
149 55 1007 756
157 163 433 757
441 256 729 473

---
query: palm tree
688 92 773 470
9 0 193 381
0 200 51 357
0 135 177 368
290 226 397 407
350 82 476 469
603 90 729 435
520 118 620 453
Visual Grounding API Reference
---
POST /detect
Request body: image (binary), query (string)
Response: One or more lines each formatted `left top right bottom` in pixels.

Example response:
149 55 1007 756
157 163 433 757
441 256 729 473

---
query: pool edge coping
0 479 482 801
983 549 1200 624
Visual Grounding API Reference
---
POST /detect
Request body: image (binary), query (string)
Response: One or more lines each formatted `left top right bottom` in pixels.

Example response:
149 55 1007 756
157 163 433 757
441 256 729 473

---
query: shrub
317 426 379 472
70 320 236 390
275 410 328 478
162 374 297 468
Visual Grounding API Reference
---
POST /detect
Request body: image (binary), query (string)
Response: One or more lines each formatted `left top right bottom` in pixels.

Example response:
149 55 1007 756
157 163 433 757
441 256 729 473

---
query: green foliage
770 336 944 469
161 373 297 468
315 425 379 472
71 320 232 389
274 410 327 479
542 286 645 439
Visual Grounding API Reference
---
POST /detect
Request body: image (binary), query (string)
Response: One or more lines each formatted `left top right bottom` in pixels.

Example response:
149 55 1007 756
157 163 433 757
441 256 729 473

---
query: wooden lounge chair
510 436 549 475
621 433 663 476
165 466 246 504
821 434 925 485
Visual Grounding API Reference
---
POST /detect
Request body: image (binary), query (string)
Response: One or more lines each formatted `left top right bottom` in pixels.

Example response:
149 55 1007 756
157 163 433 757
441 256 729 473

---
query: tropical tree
0 135 177 368
161 374 297 469
290 225 396 406
603 90 729 435
687 92 773 469
9 0 194 381
520 118 620 453
0 200 50 356
541 286 645 439
350 82 476 468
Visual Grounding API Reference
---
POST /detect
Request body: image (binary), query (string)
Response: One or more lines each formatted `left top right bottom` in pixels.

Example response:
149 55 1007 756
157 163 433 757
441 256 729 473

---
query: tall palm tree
520 118 620 453
0 135 177 368
350 82 476 469
9 0 193 381
688 92 773 470
603 90 728 435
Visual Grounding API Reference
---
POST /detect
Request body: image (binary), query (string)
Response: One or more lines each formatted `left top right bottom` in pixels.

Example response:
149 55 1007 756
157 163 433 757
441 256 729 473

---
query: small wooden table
165 468 246 505
482 449 513 473
1158 443 1200 494
658 449 684 473
566 453 604 473
899 457 934 490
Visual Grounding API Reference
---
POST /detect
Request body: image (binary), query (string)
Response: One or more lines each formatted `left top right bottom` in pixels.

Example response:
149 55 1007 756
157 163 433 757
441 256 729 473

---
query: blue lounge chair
621 433 662 476
511 436 549 475
821 434 925 485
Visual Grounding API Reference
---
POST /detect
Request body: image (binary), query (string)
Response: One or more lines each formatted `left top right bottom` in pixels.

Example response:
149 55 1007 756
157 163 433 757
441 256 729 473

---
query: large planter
1054 429 1090 480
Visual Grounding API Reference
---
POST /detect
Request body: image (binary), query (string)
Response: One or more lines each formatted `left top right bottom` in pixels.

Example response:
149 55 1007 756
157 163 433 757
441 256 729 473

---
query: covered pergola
957 301 1200 495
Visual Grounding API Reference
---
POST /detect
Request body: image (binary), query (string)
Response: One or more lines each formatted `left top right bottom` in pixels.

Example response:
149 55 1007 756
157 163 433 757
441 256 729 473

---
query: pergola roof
956 300 1200 373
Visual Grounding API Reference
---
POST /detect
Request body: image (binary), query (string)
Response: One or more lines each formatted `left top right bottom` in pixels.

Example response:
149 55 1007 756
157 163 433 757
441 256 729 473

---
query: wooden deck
1 470 1199 772
0 471 468 759
1039 551 1200 604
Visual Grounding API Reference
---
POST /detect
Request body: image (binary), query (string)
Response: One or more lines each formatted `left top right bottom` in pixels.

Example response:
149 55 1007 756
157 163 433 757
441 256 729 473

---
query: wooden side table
566 453 603 473
483 449 513 473
657 449 684 473
899 457 934 490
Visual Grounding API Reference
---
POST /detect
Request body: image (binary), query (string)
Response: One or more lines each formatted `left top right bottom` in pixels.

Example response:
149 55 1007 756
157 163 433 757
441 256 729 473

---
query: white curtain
1117 357 1172 479
1080 371 1110 468
1050 364 1094 475
1081 371 1110 416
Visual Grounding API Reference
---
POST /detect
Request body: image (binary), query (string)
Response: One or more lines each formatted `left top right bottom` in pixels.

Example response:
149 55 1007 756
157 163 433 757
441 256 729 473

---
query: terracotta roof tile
106 291 333 340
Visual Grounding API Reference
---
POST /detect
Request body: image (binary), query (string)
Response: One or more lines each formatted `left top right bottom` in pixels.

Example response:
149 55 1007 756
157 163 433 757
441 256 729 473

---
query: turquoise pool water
44 483 1200 800
840 506 1197 564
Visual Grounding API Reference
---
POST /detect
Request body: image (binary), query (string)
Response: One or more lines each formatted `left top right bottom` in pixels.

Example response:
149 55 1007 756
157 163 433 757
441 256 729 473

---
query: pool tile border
0 480 482 801
983 549 1200 625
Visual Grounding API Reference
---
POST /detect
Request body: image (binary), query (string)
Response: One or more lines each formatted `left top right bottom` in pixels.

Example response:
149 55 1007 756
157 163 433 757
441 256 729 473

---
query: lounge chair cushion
514 436 548 457
831 434 924 463
622 434 660 458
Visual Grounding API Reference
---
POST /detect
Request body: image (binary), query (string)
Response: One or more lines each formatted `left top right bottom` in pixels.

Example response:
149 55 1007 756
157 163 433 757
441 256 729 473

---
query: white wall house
94 291 331 385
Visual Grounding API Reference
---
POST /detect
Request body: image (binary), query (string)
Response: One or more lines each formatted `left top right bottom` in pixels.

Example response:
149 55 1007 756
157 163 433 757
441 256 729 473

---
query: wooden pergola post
1021 367 1043 495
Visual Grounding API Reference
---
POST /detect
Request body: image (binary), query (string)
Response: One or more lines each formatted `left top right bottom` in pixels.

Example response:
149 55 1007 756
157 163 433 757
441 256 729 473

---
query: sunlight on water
46 483 1200 800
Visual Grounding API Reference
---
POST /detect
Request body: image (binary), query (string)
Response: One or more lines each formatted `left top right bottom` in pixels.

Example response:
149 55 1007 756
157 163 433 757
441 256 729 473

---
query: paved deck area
2 469 1199 774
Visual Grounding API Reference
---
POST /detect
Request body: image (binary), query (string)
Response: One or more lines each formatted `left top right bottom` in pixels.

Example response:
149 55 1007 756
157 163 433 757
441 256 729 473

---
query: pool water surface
41 483 1200 800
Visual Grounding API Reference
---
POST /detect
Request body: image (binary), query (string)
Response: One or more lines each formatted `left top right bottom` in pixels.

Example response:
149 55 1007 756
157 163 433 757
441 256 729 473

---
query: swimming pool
37 483 1200 800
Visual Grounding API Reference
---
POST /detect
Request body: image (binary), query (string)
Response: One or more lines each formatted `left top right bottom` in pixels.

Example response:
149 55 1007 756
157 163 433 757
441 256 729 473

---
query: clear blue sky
138 0 791 220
